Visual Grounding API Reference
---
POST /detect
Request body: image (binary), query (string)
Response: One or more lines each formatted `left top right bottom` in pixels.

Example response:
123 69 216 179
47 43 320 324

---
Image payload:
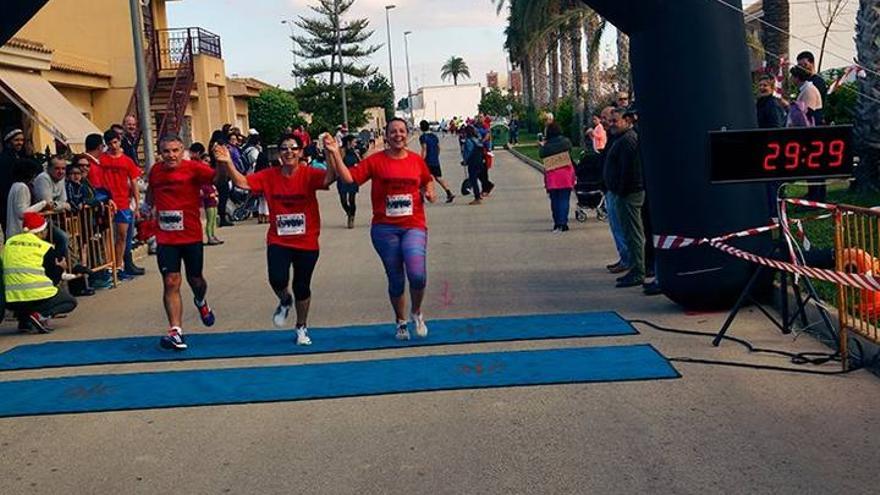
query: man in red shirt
95 130 143 279
147 134 217 350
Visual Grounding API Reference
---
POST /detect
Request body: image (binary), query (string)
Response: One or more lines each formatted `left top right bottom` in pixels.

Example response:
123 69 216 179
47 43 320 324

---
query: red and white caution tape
710 240 880 291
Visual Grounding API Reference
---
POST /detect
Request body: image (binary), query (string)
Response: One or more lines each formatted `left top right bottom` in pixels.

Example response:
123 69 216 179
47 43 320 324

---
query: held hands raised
212 143 232 163
322 133 339 154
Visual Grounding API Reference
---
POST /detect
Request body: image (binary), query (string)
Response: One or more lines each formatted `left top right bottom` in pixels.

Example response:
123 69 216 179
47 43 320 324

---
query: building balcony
153 27 221 72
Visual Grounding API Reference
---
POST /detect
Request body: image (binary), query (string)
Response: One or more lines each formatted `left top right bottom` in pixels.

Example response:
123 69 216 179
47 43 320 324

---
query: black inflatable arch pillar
580 0 771 309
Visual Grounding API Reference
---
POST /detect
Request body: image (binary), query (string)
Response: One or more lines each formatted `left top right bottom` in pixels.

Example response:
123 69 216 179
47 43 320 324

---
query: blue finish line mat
0 311 636 371
0 344 678 418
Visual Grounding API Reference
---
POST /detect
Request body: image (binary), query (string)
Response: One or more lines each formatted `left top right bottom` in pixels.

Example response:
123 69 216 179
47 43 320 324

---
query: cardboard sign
542 151 573 171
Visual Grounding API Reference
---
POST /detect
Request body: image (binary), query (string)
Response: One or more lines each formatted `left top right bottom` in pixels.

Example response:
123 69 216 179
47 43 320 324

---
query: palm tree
585 11 606 114
761 0 790 72
441 56 471 85
616 30 630 93
853 0 880 191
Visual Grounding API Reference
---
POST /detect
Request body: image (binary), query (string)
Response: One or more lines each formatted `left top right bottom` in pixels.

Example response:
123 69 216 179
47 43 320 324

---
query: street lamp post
335 0 349 128
403 30 413 126
281 19 298 87
384 5 396 93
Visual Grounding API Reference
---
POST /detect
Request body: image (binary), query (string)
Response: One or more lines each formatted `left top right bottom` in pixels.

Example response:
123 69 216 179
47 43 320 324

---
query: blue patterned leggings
370 224 428 297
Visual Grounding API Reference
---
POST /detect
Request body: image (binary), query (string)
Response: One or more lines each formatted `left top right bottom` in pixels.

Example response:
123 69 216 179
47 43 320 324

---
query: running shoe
116 269 134 281
273 302 291 328
395 321 411 341
411 312 428 338
295 326 312 346
445 193 455 204
26 312 52 334
195 298 215 327
160 328 187 351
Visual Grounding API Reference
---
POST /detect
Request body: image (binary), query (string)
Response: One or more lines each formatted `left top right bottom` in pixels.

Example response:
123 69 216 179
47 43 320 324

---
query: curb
504 145 543 174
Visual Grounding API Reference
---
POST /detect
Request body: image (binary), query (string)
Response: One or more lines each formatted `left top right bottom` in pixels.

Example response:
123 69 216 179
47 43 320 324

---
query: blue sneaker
160 329 187 351
116 270 134 281
195 298 215 327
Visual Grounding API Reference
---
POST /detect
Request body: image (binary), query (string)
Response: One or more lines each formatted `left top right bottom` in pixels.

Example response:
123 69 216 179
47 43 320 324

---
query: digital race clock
708 126 854 184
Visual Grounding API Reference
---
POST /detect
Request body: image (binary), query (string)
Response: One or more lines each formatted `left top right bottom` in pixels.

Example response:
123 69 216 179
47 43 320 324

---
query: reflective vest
2 232 58 303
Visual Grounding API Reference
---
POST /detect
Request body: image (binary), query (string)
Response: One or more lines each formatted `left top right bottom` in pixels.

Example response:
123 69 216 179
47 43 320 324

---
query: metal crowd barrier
45 205 118 287
834 203 880 369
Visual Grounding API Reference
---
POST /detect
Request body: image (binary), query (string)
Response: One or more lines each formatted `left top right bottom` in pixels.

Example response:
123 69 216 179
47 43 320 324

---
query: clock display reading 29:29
709 126 854 184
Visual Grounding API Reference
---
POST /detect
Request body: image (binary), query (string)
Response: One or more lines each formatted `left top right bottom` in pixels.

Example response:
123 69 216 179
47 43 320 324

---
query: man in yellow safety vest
2 212 77 333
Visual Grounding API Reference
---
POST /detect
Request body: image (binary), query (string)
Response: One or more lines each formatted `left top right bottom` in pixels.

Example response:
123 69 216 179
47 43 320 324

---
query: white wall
790 1 857 70
411 83 482 123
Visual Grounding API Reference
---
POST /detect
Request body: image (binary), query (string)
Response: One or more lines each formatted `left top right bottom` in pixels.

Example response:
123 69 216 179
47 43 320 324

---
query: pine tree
292 0 381 85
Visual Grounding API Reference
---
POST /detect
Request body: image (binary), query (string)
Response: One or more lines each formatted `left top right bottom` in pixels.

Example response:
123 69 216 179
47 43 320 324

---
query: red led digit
828 139 845 167
763 142 781 171
784 141 800 170
806 140 824 168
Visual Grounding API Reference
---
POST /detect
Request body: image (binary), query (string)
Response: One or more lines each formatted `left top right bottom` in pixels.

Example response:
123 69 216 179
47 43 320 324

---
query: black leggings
339 191 357 217
267 245 319 301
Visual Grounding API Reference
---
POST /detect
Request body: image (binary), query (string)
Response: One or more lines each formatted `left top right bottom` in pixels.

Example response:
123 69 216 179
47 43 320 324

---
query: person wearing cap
0 128 29 233
2 211 77 333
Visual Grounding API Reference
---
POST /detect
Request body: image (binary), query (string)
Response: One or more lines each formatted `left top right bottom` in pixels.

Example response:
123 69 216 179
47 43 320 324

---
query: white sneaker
273 302 291 328
395 321 411 341
411 312 428 338
295 326 312 346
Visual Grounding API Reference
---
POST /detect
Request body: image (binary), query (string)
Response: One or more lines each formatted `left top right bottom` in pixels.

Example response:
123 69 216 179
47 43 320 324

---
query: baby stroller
227 185 260 222
574 152 607 222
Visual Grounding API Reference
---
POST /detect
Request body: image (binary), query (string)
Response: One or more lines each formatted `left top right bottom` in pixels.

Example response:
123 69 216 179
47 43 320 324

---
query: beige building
0 0 265 155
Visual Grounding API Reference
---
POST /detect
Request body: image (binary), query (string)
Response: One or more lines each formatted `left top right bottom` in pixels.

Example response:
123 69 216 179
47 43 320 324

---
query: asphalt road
1 134 878 494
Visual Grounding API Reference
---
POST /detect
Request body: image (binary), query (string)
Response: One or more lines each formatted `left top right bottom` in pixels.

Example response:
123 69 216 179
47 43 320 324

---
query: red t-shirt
95 153 141 208
148 159 216 245
246 166 328 251
349 150 432 230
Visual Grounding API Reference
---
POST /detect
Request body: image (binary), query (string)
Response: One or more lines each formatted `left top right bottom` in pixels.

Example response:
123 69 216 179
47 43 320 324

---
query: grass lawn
781 181 880 302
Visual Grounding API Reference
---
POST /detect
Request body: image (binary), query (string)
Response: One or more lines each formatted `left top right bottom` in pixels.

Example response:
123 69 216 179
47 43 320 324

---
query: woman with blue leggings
329 118 437 340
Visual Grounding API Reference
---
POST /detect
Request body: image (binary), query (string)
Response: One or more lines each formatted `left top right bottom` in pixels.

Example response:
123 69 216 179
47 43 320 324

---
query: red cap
22 212 47 234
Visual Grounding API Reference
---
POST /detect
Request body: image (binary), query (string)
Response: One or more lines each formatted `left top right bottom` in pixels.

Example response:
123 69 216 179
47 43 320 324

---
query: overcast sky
168 0 511 101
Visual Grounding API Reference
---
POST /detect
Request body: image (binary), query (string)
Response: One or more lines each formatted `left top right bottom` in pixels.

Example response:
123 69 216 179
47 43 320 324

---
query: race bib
158 210 184 231
276 213 306 236
385 194 414 217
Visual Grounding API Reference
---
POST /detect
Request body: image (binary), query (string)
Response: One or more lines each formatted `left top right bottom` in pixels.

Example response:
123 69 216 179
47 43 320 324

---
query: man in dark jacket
604 107 645 288
598 106 631 274
0 128 28 233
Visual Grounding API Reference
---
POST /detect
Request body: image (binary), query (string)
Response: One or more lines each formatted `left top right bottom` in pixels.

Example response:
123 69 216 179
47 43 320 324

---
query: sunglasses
279 146 300 152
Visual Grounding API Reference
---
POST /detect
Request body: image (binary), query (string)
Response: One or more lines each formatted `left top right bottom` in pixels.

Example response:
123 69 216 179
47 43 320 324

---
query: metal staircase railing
157 34 194 137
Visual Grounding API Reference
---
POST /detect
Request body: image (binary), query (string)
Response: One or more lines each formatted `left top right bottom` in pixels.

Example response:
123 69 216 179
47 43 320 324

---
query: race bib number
158 210 184 231
276 213 306 236
385 194 414 217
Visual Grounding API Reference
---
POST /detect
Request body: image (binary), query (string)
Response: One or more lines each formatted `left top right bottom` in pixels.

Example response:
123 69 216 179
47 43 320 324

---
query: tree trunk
761 0 790 73
522 55 534 109
549 38 560 105
616 29 631 93
571 13 584 99
571 13 585 146
534 42 550 108
585 12 602 115
560 28 574 98
853 0 880 191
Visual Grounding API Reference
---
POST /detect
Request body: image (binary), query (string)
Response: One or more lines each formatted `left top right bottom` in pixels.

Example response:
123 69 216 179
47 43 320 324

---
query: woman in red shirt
215 134 341 345
329 118 437 340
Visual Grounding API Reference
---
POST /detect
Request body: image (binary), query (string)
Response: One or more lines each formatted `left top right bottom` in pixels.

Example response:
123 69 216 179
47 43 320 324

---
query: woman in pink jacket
538 123 576 233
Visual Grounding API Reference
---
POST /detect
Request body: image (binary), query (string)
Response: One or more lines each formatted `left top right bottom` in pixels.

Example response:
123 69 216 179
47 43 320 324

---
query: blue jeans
548 189 571 227
605 191 630 266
